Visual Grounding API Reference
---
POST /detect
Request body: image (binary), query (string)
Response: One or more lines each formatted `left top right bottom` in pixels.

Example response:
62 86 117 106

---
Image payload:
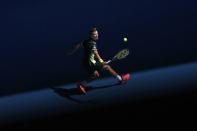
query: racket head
114 49 129 60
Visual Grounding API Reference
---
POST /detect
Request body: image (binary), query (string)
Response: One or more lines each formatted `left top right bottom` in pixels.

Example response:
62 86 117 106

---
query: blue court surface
0 62 197 127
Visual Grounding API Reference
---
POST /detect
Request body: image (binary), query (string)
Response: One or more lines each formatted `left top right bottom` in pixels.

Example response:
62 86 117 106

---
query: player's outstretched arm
66 42 83 56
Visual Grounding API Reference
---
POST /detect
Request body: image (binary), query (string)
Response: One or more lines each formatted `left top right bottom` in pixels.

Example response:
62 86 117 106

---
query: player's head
89 27 98 41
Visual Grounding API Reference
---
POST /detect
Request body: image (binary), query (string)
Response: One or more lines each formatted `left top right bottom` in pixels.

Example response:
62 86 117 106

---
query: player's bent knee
95 73 99 78
103 65 110 70
94 71 100 77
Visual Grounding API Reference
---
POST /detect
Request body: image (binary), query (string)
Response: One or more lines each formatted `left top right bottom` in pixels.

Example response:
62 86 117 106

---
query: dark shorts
83 61 103 75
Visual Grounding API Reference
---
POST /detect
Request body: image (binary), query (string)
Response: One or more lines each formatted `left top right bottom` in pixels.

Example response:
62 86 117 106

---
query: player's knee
96 73 99 78
94 71 100 78
103 65 110 70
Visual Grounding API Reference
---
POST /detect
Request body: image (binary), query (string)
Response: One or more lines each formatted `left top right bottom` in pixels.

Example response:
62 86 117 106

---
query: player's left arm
67 42 83 56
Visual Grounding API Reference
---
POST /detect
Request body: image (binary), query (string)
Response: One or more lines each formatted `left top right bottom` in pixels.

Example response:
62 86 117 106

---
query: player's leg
78 70 100 94
81 70 99 85
103 64 118 76
102 64 130 83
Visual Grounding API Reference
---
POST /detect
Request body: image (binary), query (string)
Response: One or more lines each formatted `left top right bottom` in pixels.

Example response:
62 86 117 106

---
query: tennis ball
123 37 128 42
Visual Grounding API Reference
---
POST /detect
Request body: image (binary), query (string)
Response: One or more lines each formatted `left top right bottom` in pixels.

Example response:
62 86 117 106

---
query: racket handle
106 60 111 64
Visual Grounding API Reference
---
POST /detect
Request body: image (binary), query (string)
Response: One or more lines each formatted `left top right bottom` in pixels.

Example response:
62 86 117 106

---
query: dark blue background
0 0 196 96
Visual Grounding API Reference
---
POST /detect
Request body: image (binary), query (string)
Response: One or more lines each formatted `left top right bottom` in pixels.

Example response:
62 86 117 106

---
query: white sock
116 75 122 81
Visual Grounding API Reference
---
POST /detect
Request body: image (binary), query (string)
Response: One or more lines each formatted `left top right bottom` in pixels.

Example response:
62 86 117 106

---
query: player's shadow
49 82 120 103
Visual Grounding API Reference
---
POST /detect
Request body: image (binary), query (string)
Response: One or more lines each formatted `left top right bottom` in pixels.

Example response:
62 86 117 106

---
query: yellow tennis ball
123 37 128 42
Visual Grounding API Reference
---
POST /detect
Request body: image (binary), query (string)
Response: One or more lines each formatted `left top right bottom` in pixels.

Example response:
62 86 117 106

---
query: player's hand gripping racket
106 49 129 64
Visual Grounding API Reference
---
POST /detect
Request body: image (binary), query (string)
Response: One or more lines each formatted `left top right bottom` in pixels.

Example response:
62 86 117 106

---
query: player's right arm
94 50 104 63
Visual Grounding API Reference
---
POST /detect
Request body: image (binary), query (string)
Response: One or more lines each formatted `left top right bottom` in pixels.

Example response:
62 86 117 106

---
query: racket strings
115 49 129 59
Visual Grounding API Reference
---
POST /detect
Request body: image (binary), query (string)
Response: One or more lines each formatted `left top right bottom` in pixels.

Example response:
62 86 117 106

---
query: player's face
91 31 99 41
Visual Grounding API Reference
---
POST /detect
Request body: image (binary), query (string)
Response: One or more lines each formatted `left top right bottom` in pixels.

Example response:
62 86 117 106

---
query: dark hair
89 27 97 35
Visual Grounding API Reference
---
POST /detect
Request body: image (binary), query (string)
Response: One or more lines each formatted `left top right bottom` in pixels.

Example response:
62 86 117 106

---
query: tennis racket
106 48 129 64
